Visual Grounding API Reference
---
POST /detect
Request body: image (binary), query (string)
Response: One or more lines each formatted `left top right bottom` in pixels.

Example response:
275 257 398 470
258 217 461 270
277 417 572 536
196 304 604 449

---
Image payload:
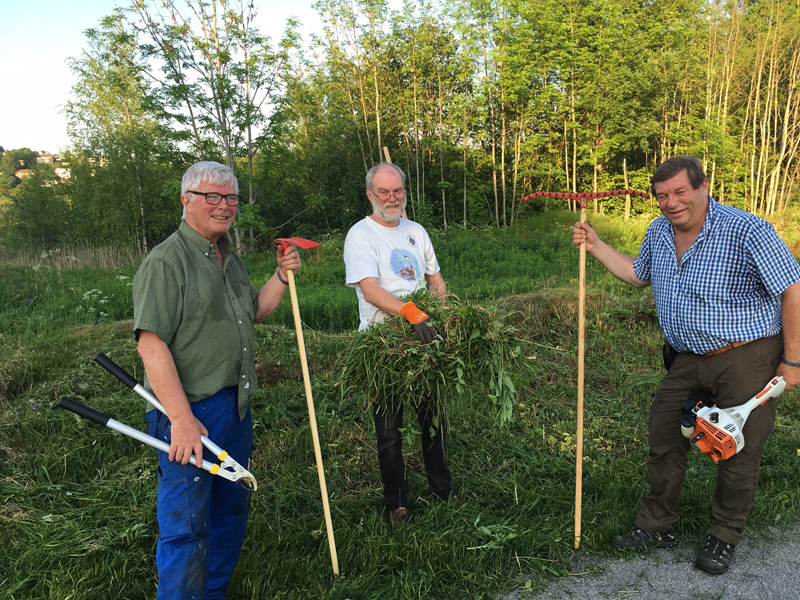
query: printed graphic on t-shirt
391 249 420 281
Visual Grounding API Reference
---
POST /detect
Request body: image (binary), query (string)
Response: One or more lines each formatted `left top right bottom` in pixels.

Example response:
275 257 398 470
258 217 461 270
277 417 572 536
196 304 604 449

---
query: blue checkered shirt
632 197 800 354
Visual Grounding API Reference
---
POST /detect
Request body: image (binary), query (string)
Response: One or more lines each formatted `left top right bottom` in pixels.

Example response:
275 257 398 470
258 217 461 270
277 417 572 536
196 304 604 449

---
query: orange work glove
398 301 444 344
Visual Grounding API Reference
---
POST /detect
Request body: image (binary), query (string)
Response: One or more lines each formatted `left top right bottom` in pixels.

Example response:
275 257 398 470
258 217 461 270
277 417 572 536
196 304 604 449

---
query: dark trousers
635 334 781 545
372 399 452 510
147 387 252 600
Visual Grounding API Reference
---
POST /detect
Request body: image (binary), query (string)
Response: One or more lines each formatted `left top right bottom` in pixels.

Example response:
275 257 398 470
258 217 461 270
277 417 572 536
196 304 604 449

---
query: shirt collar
697 195 717 241
178 221 233 267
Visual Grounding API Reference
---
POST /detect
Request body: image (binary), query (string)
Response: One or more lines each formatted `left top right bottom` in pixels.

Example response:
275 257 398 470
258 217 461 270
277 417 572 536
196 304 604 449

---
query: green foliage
0 265 136 339
342 289 526 427
1 166 71 251
0 148 37 187
67 147 184 252
8 0 797 252
233 202 277 242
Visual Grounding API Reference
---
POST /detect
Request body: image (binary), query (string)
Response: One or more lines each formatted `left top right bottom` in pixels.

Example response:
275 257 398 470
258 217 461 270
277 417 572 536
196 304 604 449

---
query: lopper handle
58 396 111 427
92 352 231 462
94 353 139 389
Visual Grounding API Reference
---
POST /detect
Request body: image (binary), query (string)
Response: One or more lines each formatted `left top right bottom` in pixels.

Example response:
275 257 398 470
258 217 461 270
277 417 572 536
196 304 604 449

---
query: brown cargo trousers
634 333 782 546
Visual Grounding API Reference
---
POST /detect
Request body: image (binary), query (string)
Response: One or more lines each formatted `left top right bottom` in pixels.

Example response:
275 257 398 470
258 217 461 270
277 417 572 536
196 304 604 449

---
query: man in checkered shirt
573 156 800 575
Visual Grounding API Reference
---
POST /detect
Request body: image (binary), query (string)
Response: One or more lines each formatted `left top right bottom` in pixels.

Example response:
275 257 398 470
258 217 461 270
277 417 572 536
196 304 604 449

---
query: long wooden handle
286 268 340 575
575 207 586 549
383 146 408 221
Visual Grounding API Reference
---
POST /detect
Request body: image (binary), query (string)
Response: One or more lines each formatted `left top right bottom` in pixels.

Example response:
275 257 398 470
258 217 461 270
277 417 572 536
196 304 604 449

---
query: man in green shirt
133 161 300 600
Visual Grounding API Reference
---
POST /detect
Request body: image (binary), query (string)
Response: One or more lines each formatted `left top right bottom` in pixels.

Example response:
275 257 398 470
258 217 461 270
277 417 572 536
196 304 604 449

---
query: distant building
55 168 71 182
36 152 54 164
15 169 33 179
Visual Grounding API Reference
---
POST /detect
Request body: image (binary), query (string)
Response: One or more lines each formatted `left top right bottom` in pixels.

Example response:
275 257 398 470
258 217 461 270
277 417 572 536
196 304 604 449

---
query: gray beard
374 198 407 223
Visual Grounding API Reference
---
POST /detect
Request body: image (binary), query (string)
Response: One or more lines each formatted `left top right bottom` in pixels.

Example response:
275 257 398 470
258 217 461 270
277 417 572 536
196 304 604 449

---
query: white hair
365 162 406 190
180 161 239 220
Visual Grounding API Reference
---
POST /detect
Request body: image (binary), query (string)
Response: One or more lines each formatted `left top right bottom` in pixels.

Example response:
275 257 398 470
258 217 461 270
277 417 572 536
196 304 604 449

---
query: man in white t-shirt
344 162 453 528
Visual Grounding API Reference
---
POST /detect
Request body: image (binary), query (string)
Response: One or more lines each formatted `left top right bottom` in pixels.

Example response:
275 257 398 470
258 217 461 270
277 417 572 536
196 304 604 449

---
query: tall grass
0 265 137 338
0 244 147 270
2 211 799 600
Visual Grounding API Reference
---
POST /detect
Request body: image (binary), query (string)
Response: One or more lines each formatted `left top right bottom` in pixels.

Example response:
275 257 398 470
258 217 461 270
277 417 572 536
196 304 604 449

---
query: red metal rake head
520 189 650 209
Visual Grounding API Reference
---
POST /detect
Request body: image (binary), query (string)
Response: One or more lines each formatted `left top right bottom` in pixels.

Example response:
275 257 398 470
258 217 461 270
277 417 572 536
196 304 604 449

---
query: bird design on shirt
397 255 417 280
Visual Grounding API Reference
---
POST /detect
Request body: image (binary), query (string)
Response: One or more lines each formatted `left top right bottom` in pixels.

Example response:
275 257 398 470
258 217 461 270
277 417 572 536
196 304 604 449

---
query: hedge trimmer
94 353 257 488
521 188 649 549
680 376 785 462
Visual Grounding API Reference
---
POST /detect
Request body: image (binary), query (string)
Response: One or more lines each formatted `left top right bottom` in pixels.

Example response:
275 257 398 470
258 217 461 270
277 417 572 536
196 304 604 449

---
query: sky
0 0 332 153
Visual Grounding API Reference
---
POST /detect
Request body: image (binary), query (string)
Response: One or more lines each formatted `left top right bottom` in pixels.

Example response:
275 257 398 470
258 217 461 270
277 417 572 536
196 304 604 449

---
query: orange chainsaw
680 376 786 462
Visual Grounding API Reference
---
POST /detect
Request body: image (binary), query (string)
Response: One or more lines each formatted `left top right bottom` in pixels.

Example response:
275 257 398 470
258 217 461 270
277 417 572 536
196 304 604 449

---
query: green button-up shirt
133 221 259 419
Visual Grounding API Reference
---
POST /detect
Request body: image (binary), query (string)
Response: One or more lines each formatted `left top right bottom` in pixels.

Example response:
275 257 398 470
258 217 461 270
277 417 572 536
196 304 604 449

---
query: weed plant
2 211 799 599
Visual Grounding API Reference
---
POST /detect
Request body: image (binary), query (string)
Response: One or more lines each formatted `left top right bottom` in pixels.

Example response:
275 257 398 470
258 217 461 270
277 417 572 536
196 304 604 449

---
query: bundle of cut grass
342 290 527 426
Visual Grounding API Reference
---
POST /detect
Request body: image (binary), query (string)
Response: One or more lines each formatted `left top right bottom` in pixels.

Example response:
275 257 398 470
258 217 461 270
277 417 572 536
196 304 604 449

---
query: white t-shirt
344 217 441 330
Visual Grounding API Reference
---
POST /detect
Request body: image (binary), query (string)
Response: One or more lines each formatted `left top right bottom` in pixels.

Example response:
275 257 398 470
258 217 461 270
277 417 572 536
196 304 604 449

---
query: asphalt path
500 523 800 600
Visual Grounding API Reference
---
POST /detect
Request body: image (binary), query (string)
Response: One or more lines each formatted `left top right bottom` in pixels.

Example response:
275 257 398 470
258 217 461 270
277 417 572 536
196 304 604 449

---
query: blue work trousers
147 387 252 600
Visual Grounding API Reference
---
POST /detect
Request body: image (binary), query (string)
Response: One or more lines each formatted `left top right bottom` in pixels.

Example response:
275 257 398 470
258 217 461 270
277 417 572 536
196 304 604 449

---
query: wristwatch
781 356 800 368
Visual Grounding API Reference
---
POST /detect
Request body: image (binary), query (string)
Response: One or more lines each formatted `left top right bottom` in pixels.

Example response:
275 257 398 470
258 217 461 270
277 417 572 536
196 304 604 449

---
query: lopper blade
217 456 258 491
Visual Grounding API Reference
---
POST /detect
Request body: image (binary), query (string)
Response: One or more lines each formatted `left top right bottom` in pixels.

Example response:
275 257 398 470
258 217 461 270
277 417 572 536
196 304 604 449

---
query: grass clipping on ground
342 290 526 426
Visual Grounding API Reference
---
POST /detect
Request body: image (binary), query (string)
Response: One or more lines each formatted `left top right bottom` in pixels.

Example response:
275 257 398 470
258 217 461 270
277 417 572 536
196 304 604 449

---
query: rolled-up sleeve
133 258 183 343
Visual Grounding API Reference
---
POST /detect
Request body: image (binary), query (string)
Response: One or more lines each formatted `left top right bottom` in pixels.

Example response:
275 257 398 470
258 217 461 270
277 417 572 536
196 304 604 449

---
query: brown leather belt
703 340 752 357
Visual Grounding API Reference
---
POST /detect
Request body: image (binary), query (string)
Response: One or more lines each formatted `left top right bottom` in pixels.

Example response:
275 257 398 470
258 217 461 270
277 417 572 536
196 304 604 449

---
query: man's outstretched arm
573 222 650 288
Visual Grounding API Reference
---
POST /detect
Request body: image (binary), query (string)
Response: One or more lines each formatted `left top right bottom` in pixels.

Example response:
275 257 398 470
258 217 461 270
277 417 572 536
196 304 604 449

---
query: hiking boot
695 533 735 575
385 507 414 529
610 525 677 549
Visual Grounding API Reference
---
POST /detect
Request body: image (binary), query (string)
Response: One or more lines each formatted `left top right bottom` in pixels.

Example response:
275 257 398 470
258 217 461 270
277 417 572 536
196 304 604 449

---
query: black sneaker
610 525 677 549
695 533 735 575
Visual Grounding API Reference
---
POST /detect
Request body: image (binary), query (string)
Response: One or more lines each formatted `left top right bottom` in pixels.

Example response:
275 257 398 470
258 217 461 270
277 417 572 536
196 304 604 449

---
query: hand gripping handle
91 353 258 490
58 396 217 474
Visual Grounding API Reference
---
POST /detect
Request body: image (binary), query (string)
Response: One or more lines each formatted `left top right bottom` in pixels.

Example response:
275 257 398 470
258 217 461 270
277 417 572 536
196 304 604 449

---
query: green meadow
2 212 800 599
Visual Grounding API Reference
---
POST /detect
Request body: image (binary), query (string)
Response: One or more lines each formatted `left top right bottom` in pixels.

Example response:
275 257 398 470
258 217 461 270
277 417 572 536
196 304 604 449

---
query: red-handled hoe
273 237 340 576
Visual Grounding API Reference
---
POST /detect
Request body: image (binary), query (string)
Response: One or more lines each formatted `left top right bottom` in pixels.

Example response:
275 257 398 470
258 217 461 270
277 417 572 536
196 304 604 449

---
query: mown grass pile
2 211 800 600
343 289 526 426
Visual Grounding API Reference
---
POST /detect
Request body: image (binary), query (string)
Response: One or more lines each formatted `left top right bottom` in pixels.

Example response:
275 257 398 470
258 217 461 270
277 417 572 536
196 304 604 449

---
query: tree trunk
623 158 631 221
482 30 499 227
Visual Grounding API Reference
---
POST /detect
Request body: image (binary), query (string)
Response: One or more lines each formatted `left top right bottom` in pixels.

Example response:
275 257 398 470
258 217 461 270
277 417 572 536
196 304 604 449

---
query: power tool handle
756 376 786 406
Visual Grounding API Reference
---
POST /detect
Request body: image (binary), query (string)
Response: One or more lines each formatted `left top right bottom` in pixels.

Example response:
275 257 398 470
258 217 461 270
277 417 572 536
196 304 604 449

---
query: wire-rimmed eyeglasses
368 188 406 201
